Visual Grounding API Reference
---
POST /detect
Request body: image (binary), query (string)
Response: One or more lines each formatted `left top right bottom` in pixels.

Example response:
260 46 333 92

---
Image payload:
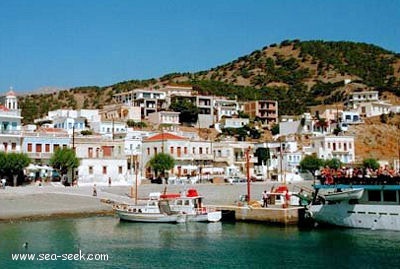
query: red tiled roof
144 132 187 142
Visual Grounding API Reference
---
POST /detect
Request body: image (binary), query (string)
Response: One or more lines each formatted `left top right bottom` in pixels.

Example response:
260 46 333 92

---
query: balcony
26 152 54 159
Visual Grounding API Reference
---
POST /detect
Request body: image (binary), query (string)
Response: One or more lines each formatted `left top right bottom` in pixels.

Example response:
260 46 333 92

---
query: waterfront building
0 90 23 153
74 135 128 185
22 127 70 164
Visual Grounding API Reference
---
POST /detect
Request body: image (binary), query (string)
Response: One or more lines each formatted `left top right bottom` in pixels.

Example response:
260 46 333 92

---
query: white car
225 176 246 184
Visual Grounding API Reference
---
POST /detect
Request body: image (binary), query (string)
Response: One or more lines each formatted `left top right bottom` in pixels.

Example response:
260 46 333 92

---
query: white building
22 127 70 164
0 90 23 153
214 99 239 121
148 111 180 127
223 118 249 129
90 120 127 138
74 136 129 185
341 110 362 124
345 90 380 109
357 101 392 118
310 135 355 164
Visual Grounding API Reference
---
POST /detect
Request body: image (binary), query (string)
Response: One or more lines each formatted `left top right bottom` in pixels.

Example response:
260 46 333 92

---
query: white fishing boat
114 199 186 223
307 179 400 231
114 188 221 223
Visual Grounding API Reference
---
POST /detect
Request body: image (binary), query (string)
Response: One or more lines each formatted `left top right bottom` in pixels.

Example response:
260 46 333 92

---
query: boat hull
309 204 400 231
116 210 181 223
185 211 222 222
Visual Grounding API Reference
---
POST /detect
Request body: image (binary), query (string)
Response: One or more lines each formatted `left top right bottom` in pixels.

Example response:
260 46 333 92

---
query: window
184 147 187 154
118 166 123 174
102 166 107 174
88 147 93 158
147 147 150 155
199 147 203 154
27 143 32 152
45 144 50 152
11 143 16 150
170 147 174 154
36 144 42 153
383 190 397 202
368 190 381 202
89 166 93 175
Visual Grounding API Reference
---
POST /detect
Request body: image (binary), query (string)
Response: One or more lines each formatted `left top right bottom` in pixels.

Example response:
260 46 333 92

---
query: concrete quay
215 205 305 225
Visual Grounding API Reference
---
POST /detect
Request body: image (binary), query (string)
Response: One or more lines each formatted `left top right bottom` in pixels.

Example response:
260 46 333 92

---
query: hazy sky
0 0 399 92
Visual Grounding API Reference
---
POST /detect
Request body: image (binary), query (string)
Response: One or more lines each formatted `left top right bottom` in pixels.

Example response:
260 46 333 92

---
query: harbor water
1 216 399 269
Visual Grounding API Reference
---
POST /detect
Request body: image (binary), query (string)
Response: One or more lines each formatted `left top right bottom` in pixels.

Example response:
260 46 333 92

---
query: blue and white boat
307 178 400 231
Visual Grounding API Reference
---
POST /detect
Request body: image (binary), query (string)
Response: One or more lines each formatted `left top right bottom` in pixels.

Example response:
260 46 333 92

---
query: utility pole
135 157 139 205
246 146 251 203
71 124 75 185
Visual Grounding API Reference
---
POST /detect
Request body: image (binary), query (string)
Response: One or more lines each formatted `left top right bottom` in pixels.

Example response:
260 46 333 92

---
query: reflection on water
1 217 400 268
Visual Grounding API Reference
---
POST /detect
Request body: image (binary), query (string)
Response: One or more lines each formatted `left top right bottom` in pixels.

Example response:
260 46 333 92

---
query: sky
0 0 399 93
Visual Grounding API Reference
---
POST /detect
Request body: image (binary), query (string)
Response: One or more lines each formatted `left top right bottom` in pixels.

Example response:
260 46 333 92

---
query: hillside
16 39 400 161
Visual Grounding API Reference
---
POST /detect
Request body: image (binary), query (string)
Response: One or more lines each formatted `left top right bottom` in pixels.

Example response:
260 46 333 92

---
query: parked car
225 176 246 184
251 174 264 182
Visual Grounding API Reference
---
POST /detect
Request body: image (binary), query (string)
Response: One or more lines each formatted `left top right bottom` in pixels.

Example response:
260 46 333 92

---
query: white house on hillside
310 135 355 164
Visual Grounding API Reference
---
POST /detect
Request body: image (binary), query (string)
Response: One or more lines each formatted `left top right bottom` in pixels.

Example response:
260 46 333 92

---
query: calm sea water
1 217 399 269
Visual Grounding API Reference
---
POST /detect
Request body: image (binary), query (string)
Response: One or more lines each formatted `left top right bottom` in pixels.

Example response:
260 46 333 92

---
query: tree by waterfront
148 153 175 180
299 154 324 181
0 152 30 186
49 148 79 180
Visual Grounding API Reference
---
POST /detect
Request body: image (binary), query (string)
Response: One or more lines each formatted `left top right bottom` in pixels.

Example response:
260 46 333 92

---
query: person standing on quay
262 190 269 208
108 177 112 187
93 184 97 196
